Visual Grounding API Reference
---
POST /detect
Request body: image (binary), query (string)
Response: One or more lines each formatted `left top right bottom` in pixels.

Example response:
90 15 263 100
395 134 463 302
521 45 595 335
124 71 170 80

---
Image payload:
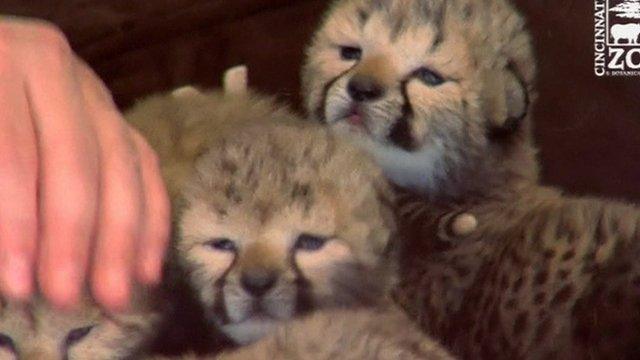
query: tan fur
302 0 537 199
179 122 396 345
125 85 299 207
216 307 454 360
0 293 159 359
147 307 454 360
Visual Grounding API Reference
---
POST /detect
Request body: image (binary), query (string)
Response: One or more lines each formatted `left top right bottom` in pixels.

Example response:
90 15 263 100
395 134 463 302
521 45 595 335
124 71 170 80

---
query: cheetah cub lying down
304 0 640 358
0 293 159 359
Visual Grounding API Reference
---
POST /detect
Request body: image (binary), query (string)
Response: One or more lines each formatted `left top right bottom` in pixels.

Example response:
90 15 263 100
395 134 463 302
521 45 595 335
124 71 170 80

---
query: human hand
0 17 170 311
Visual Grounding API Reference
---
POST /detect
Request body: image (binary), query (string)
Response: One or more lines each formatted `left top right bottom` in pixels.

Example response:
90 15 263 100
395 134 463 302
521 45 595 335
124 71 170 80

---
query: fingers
23 25 100 309
91 117 144 311
76 60 146 311
130 129 171 285
0 20 171 311
0 69 38 300
76 59 170 287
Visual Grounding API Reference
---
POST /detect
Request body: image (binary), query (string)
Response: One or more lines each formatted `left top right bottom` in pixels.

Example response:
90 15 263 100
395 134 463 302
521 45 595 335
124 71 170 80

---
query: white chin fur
333 122 445 194
221 317 280 345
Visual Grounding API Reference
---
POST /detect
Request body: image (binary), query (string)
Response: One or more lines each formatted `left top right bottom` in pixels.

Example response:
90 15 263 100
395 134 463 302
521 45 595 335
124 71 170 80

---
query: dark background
3 0 640 202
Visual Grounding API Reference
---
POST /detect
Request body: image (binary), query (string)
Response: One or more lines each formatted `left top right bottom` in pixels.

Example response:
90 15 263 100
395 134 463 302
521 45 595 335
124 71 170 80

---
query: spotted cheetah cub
0 294 159 359
304 0 640 359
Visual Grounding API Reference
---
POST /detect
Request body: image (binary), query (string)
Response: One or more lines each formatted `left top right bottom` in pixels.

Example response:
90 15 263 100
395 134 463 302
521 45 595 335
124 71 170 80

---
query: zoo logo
594 0 640 76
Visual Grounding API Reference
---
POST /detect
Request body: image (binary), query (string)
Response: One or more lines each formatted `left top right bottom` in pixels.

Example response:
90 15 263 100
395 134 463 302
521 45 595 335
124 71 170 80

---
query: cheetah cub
0 293 159 359
305 1 640 359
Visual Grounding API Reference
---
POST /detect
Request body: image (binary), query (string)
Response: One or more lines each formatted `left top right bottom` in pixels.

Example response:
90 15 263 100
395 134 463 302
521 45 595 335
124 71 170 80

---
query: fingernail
2 256 33 300
139 249 164 285
44 262 82 310
95 269 131 312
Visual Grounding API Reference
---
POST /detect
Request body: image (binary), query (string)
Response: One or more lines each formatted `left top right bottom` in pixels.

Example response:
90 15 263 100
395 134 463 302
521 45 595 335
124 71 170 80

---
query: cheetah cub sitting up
0 293 159 359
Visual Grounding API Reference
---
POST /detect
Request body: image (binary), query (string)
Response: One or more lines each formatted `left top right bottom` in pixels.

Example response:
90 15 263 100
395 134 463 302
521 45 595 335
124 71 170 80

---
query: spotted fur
393 186 640 359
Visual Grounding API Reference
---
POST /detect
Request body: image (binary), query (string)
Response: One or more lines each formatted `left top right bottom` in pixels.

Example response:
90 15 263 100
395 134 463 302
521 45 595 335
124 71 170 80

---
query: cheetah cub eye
295 233 329 251
339 46 362 61
204 238 238 252
413 67 446 87
0 333 16 354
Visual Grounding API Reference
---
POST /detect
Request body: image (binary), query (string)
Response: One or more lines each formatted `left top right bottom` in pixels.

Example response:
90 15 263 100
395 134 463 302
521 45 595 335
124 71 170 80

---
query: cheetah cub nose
241 270 278 297
347 74 386 102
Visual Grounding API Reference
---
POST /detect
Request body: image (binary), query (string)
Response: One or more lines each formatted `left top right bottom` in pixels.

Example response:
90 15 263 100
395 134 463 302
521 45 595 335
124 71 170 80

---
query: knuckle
51 199 93 233
33 22 69 49
145 148 162 170
53 215 88 237
103 204 141 238
32 23 73 64
148 194 171 240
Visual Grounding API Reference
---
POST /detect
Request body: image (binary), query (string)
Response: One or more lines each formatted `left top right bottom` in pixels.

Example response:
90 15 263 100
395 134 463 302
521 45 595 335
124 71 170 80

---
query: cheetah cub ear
169 64 249 99
484 66 530 137
450 212 478 237
438 211 479 240
223 64 249 95
171 85 202 99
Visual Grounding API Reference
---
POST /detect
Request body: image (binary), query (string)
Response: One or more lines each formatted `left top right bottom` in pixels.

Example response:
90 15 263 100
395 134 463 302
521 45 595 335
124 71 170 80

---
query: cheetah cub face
178 124 394 345
0 295 158 359
303 0 536 195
